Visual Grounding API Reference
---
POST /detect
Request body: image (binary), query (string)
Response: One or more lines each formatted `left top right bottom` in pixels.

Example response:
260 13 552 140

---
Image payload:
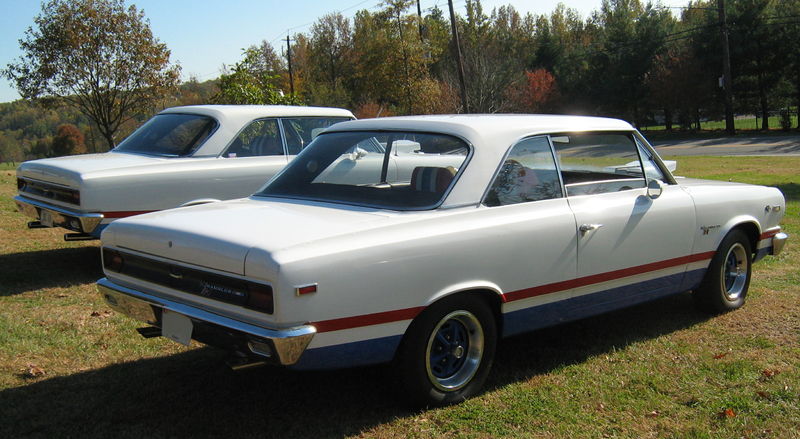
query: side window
282 117 352 155
636 139 666 182
485 136 563 207
551 132 646 196
224 119 283 158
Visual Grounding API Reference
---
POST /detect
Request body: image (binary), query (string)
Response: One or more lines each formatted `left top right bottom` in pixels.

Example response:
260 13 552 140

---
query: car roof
161 105 355 119
327 114 634 146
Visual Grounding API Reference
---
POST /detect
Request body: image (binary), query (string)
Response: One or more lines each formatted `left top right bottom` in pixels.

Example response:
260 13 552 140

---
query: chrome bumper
97 277 315 365
772 232 788 256
14 195 103 233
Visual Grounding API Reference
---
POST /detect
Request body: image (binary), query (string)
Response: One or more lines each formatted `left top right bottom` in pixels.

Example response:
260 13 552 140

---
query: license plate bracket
39 210 54 227
161 309 193 346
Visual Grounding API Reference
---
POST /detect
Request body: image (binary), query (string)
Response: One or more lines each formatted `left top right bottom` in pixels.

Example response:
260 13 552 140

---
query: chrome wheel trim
721 242 748 302
425 310 484 392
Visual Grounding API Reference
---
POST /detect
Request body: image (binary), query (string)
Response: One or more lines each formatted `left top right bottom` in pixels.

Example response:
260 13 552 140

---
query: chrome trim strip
97 277 315 365
772 232 788 256
14 195 103 233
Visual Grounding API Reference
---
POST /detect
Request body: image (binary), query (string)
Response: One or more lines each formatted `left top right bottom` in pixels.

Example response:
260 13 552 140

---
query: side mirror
647 179 663 199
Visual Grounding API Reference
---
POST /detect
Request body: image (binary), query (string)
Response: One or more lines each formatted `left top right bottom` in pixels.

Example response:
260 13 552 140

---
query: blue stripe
753 246 772 263
291 268 709 370
502 268 707 337
291 335 403 370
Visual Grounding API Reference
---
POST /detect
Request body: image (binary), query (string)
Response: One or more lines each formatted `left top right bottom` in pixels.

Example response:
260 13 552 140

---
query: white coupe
14 105 354 240
96 115 788 406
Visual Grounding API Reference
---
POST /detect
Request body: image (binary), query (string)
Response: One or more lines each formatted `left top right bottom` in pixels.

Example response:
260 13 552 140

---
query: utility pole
448 0 468 112
718 0 735 134
416 0 424 41
286 35 295 97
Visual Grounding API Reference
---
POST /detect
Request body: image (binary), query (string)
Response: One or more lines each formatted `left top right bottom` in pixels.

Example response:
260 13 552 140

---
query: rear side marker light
296 284 318 296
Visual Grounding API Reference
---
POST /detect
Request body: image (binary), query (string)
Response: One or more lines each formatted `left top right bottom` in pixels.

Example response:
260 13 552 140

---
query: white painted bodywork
99 114 786 369
15 105 354 233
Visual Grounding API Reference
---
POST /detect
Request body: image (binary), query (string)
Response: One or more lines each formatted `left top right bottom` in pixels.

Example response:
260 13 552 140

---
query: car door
480 136 578 336
552 132 696 313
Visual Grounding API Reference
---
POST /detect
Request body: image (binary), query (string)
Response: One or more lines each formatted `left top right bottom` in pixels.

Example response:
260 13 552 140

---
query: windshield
114 113 217 157
257 131 469 210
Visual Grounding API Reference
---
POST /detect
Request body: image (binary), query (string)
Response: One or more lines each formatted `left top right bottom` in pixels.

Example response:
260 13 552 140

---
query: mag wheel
396 295 496 407
694 229 752 313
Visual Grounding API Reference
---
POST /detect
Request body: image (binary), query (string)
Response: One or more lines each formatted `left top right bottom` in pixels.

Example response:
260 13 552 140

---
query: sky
0 0 690 103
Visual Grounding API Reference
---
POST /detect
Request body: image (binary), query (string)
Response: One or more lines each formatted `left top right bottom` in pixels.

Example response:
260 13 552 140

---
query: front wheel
694 229 752 313
394 295 497 407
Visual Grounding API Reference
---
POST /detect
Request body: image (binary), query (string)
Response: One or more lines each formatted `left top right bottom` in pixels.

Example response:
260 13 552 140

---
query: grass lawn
640 114 799 132
0 157 798 438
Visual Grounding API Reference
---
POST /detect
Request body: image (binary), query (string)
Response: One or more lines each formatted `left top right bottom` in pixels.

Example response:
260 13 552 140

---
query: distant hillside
0 78 219 164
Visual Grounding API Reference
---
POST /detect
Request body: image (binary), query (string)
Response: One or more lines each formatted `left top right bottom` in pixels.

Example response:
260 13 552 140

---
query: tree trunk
695 107 701 131
665 108 673 131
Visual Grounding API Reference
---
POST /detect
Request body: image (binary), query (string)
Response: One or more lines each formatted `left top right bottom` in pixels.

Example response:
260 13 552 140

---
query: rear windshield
256 131 469 210
114 113 218 157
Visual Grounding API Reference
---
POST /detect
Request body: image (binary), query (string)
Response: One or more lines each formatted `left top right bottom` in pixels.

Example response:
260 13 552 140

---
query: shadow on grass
0 246 101 296
488 292 709 391
777 183 800 202
0 292 711 438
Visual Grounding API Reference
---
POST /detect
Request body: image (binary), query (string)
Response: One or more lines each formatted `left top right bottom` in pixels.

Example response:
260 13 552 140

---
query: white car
96 115 788 406
14 105 354 240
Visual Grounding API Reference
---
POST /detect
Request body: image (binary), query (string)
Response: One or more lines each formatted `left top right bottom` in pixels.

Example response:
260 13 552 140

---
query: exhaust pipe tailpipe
226 352 268 371
28 221 50 229
64 233 97 241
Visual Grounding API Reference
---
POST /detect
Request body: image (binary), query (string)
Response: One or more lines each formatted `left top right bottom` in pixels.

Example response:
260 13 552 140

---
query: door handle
579 223 603 235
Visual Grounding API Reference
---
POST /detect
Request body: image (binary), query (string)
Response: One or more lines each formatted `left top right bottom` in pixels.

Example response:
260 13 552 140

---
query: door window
551 133 646 196
485 136 563 207
282 117 353 155
224 119 283 158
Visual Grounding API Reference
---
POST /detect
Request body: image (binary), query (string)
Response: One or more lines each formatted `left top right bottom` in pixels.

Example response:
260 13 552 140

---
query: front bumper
14 195 103 234
97 277 315 365
772 232 788 256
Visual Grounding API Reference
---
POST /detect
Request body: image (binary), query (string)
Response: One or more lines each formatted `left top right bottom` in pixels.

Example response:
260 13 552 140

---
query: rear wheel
694 230 752 313
395 295 496 407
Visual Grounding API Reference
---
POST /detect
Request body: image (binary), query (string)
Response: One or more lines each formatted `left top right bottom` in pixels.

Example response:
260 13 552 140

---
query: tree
51 123 86 156
215 47 298 105
3 0 181 148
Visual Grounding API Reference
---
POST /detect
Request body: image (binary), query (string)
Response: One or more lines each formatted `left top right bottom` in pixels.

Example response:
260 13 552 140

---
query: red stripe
313 306 425 333
503 251 716 303
760 228 781 240
311 251 717 332
103 210 156 218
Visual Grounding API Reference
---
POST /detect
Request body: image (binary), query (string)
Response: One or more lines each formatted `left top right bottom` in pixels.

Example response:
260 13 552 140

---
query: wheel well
430 289 504 337
392 289 504 364
731 222 760 254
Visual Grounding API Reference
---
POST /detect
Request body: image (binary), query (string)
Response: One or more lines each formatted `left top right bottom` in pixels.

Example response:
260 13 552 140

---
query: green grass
641 114 799 132
1 158 799 438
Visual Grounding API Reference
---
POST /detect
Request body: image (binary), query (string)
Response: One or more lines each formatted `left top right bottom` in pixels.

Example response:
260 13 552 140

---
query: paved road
650 135 800 156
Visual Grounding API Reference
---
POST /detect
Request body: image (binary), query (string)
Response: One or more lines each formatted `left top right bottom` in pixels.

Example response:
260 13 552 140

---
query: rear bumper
97 277 316 365
14 195 103 235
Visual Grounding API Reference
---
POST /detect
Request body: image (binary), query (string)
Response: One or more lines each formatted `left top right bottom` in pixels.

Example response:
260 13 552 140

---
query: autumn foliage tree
51 124 86 157
506 69 560 113
3 0 181 148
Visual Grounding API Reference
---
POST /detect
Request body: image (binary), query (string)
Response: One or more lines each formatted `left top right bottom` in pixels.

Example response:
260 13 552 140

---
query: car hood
17 152 167 187
102 198 393 275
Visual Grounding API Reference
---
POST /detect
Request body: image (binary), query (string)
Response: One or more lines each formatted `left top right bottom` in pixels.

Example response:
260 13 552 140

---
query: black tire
394 294 497 407
693 229 752 313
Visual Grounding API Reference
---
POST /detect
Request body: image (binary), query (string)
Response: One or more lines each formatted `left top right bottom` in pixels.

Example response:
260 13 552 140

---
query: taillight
246 283 274 314
102 248 125 272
